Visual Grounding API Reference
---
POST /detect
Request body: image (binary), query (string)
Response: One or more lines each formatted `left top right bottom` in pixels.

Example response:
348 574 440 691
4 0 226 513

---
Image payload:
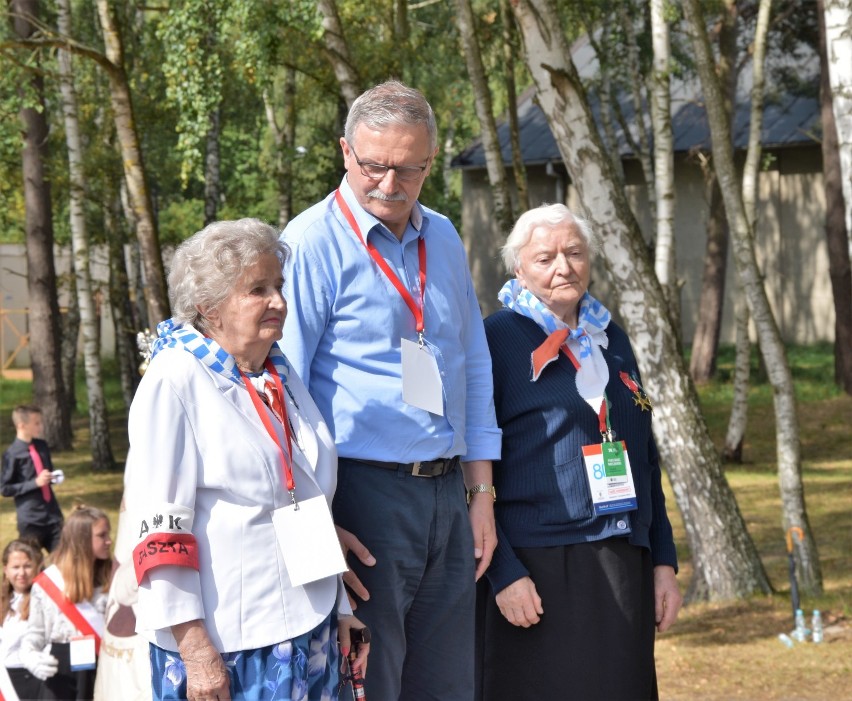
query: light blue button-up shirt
281 178 501 463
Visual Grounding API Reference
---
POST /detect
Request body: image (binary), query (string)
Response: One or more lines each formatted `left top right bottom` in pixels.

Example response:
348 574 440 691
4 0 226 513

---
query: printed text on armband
133 532 199 585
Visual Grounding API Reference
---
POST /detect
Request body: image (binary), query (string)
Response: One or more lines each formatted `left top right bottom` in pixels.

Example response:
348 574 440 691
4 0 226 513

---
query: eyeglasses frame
348 143 430 182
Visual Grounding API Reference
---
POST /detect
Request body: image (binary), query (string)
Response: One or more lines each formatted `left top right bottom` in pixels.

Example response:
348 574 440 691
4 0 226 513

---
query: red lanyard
335 189 427 336
240 359 296 500
597 395 613 441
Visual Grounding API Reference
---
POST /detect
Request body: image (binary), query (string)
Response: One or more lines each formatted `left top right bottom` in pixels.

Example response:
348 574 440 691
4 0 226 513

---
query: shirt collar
338 176 425 242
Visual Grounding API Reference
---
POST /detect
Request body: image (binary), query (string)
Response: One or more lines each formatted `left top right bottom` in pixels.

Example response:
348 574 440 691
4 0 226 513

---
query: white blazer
123 346 348 653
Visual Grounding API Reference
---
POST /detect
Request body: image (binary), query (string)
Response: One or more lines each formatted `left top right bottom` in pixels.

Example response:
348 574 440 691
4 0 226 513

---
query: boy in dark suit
1 405 64 551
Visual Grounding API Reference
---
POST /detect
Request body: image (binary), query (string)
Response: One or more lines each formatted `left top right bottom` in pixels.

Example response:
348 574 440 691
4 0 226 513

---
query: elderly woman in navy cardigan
476 204 682 701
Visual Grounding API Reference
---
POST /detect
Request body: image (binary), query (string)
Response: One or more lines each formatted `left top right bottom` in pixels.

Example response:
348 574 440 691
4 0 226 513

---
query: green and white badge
581 440 638 516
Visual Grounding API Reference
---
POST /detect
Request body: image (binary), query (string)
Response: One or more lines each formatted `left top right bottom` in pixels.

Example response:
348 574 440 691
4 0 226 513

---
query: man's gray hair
501 203 600 273
344 80 438 152
168 218 288 334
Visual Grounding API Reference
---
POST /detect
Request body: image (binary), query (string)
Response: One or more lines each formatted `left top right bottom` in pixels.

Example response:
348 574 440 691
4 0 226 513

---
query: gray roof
452 34 821 169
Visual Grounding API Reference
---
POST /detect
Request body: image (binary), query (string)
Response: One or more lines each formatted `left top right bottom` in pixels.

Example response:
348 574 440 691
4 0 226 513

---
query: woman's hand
653 565 682 633
338 615 370 677
172 620 231 701
495 576 544 627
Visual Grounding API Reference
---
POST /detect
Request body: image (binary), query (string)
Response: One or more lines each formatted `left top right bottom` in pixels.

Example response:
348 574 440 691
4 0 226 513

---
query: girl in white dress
1 539 45 699
21 506 112 700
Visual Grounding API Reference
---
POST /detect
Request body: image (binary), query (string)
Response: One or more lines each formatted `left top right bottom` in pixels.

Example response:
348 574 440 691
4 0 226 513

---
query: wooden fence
0 307 29 372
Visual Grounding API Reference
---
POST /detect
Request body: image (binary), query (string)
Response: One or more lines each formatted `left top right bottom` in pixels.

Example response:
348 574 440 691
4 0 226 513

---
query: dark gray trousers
334 458 475 701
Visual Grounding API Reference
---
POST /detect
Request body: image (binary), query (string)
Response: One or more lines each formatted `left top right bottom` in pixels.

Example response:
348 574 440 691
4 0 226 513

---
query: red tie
28 443 52 502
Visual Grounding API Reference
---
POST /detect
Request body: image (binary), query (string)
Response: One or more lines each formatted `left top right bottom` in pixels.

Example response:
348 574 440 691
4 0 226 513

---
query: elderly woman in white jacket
123 219 368 701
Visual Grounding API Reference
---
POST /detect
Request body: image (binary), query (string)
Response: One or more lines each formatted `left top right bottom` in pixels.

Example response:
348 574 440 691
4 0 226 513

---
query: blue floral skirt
150 613 340 700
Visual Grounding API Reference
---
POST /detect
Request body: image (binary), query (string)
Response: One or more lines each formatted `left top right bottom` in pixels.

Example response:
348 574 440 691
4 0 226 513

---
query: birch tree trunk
723 293 749 462
620 2 657 225
721 0 773 463
12 0 73 450
689 1 738 384
822 0 852 241
722 2 758 461
501 0 529 213
689 170 728 383
316 0 361 109
104 192 140 409
96 0 169 326
817 0 852 395
741 0 771 231
649 0 677 327
57 0 115 471
264 67 297 228
455 0 515 314
119 180 149 333
582 21 624 185
511 0 771 601
683 0 822 595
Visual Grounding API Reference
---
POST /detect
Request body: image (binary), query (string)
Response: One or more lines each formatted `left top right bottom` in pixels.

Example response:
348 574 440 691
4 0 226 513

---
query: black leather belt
349 456 460 477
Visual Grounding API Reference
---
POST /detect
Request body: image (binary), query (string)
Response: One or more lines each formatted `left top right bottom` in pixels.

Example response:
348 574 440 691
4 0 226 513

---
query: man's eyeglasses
349 144 428 182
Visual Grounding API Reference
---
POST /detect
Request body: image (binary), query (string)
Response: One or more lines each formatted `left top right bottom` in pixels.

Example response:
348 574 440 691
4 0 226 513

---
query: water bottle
811 610 824 644
792 608 809 642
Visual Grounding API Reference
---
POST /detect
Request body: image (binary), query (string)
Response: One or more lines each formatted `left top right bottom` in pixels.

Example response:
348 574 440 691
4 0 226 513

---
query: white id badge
69 635 97 671
581 441 638 516
401 338 444 415
271 496 347 587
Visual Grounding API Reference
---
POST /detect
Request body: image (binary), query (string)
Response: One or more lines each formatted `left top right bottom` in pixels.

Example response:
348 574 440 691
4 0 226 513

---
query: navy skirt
475 537 658 701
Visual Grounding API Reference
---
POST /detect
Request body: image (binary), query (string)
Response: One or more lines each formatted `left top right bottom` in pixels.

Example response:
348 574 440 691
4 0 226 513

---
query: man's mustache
367 188 408 202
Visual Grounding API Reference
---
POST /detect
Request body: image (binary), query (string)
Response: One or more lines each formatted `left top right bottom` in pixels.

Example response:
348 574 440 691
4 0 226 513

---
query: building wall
459 144 832 345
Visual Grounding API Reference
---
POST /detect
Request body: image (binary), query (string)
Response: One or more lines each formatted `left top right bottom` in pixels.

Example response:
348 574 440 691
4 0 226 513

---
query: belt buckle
411 461 428 477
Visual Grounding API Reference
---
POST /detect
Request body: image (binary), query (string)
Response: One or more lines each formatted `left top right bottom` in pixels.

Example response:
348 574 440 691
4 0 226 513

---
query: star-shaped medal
633 391 653 412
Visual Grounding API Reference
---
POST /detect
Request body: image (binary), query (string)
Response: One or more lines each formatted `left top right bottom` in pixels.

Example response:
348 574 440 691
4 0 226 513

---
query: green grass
656 344 852 699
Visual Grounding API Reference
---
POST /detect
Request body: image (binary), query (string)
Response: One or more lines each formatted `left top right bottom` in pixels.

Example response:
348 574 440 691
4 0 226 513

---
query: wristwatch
466 484 496 504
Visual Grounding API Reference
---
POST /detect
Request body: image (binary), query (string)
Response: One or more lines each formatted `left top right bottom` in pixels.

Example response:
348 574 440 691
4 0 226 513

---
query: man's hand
467 492 496 580
336 526 376 609
35 470 52 487
495 576 543 628
172 620 231 701
653 565 682 633
462 460 497 580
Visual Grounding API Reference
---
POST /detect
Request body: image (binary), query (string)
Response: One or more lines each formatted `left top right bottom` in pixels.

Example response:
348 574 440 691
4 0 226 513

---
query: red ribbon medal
619 371 653 412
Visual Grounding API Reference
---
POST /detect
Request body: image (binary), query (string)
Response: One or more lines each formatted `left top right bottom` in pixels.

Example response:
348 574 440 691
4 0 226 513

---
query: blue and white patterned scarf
498 279 611 408
497 279 611 360
150 318 290 386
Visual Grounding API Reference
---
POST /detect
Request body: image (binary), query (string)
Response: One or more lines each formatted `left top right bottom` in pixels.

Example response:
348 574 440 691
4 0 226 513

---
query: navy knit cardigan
484 309 678 595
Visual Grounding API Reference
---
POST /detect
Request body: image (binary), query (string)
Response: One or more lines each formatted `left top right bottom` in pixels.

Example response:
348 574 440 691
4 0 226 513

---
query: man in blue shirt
281 80 501 700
